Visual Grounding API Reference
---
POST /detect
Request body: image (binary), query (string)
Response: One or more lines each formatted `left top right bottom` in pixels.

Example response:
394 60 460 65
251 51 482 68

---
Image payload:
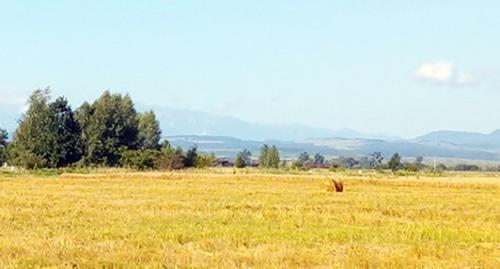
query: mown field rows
0 170 499 268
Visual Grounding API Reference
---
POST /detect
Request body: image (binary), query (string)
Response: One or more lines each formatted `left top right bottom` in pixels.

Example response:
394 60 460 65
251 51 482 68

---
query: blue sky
1 1 499 138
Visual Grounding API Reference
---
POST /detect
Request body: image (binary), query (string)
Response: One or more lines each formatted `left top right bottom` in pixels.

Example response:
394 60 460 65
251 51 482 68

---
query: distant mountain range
415 130 500 151
139 105 398 141
167 134 500 161
1 103 499 161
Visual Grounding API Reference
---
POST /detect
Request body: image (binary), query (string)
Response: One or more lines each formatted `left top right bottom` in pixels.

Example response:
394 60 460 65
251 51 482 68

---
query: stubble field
0 169 499 268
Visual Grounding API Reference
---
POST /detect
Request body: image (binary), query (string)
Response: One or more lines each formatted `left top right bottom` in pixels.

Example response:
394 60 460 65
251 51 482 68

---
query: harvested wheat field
0 170 499 268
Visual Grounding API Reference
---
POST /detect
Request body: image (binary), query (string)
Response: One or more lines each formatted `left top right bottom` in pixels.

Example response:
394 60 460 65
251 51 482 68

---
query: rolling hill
167 135 500 161
1 104 499 161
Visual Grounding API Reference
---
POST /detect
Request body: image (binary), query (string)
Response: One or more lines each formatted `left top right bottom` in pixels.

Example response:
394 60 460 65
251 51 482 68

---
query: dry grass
0 169 499 268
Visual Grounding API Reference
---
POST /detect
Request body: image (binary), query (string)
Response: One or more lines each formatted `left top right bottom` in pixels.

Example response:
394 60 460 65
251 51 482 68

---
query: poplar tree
45 97 82 167
137 111 161 150
9 89 52 168
259 144 280 168
267 145 280 168
259 144 270 168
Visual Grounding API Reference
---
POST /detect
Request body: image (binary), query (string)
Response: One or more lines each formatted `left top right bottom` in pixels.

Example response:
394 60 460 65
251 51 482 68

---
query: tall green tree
9 90 82 168
45 97 82 167
370 152 384 169
296 152 311 167
0 128 8 166
415 156 424 169
259 144 270 168
137 111 161 150
235 154 246 168
267 145 280 168
77 91 139 166
183 146 198 167
75 101 94 160
235 149 251 168
388 153 402 172
313 153 326 165
259 144 280 168
9 89 52 168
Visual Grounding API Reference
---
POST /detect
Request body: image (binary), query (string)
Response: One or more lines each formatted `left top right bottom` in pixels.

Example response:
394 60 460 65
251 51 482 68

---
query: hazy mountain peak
489 129 500 137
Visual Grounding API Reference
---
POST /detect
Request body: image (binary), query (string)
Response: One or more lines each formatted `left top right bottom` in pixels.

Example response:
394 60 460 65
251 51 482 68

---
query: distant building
216 158 234 167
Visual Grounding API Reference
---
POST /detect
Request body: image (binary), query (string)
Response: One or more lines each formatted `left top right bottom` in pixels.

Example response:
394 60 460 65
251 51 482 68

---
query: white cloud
0 96 25 106
414 62 476 86
0 90 28 112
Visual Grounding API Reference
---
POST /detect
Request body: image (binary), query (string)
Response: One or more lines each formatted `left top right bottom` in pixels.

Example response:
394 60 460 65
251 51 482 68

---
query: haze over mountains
138 105 400 141
1 104 499 161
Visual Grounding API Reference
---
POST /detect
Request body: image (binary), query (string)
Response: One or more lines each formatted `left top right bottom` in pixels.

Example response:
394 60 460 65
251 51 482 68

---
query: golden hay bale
328 179 344 192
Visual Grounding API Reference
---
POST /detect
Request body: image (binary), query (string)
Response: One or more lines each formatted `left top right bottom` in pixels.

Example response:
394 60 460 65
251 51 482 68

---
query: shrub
388 153 403 172
158 147 185 170
235 149 252 168
454 164 481 171
183 146 198 168
196 153 216 168
404 163 418 172
235 154 246 168
120 149 161 170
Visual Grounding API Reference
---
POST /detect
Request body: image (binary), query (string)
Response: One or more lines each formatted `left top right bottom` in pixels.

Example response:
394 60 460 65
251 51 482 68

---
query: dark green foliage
268 145 280 168
294 152 310 168
160 140 173 152
75 102 93 160
294 152 327 169
241 149 252 165
0 128 8 166
388 153 402 172
184 146 198 168
259 144 269 168
77 91 139 166
158 146 185 170
235 149 251 168
196 153 216 168
454 163 481 171
313 153 326 165
235 154 246 168
137 111 161 150
259 144 280 169
45 97 82 167
3 89 224 171
9 90 82 168
335 156 359 169
9 89 52 168
120 149 161 170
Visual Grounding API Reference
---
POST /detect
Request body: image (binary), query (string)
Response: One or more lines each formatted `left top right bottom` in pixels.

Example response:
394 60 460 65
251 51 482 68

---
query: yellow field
0 170 499 268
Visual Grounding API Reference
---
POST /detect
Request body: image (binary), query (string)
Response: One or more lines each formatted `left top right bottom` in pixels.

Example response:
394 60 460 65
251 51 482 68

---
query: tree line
0 89 497 172
0 89 286 171
0 89 212 170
